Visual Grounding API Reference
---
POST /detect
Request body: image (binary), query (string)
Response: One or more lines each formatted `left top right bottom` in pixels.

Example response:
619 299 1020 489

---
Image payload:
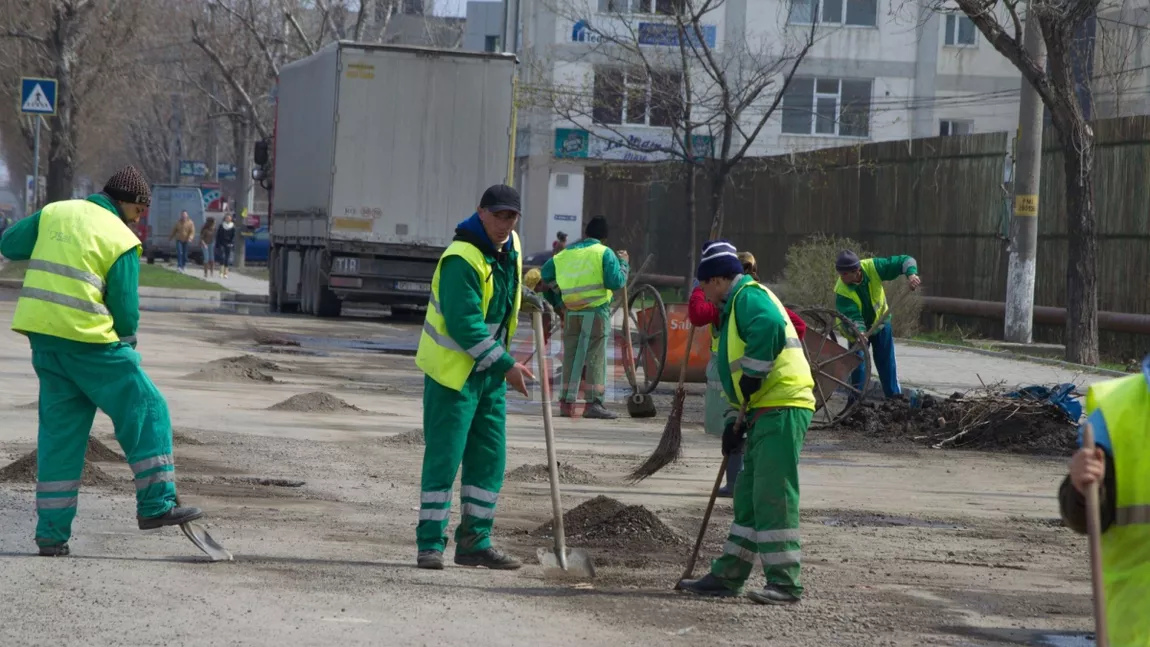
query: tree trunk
707 163 726 239
683 162 697 292
46 11 79 202
1059 124 1099 365
232 115 253 269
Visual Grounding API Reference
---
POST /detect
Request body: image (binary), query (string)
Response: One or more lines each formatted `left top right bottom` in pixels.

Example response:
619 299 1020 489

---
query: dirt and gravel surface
505 462 599 485
0 301 1100 647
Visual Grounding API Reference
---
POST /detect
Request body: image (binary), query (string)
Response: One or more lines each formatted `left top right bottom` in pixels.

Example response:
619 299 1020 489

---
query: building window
597 0 685 14
484 35 501 52
939 119 973 136
788 0 877 26
782 77 872 137
593 67 683 127
944 13 977 46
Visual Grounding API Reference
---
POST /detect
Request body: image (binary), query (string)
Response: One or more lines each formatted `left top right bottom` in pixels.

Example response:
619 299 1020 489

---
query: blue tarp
1005 383 1083 422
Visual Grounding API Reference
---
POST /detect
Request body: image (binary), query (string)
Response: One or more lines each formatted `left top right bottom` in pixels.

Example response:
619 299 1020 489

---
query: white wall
544 169 584 250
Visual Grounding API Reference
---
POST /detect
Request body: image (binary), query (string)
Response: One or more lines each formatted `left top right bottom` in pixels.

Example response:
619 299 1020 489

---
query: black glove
739 375 763 402
721 417 747 457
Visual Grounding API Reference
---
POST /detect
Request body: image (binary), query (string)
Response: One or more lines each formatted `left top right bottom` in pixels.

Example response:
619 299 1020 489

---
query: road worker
539 215 629 419
1059 353 1150 645
413 184 535 570
679 240 815 605
833 250 921 399
689 250 806 497
0 166 204 557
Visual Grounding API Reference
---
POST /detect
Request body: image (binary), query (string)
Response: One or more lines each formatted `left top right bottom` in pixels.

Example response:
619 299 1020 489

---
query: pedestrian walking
0 165 205 557
216 213 236 279
169 210 194 272
199 217 216 278
833 250 921 399
678 239 815 605
1058 353 1150 645
413 184 535 571
539 215 629 419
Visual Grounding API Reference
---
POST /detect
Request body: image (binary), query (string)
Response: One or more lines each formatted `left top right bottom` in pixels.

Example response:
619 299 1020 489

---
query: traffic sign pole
19 76 58 211
31 116 40 211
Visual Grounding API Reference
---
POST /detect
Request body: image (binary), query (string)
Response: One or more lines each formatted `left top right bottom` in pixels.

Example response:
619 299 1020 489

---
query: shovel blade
626 393 657 418
180 522 233 562
537 547 596 579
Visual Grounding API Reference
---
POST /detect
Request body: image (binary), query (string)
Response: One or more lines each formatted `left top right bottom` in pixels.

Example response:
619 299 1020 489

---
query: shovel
620 283 656 418
175 496 233 562
531 310 596 579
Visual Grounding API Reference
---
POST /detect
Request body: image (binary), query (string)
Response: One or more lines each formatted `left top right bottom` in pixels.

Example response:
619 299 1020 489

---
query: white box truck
263 42 517 316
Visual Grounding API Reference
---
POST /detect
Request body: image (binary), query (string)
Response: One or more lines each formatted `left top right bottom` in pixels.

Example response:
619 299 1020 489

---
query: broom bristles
626 387 686 482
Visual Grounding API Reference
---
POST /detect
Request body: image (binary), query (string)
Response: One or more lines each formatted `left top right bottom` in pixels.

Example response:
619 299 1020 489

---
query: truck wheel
315 254 342 318
301 248 315 315
268 246 280 312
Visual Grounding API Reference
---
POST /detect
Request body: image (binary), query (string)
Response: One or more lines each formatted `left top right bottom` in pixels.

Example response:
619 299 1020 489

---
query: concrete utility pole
1003 12 1047 343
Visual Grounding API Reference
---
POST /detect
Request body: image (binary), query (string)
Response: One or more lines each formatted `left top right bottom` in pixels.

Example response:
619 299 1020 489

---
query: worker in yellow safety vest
539 215 629 419
0 166 206 557
1059 354 1150 645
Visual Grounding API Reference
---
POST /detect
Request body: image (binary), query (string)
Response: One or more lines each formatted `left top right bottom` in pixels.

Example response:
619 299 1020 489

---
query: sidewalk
154 261 268 297
896 343 1112 394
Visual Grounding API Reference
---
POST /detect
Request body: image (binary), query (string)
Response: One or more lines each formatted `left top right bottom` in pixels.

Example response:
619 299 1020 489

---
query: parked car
524 249 554 267
244 226 269 263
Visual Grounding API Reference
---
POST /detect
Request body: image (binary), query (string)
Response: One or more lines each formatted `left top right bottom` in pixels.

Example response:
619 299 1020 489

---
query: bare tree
947 0 1102 364
529 0 815 279
1092 0 1146 117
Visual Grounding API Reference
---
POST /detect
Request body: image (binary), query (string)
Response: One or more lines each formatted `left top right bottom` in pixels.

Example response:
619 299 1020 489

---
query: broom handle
674 325 697 387
678 404 748 584
1082 422 1109 647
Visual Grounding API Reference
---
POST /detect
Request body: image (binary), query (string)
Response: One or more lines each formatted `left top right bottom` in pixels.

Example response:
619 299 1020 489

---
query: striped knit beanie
696 239 742 281
103 165 151 206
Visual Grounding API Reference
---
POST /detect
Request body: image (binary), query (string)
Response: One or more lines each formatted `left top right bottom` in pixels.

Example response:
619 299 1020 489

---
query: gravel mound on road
183 355 280 383
505 463 599 485
15 400 38 410
172 430 206 446
268 391 363 413
0 451 116 486
535 496 684 548
837 393 1077 456
86 438 122 461
380 429 424 446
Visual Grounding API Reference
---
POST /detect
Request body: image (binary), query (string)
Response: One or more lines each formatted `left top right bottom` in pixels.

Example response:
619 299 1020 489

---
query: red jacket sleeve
688 286 720 327
785 307 807 340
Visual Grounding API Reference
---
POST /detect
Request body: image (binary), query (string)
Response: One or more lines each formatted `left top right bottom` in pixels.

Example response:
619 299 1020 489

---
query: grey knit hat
835 250 861 272
103 165 151 206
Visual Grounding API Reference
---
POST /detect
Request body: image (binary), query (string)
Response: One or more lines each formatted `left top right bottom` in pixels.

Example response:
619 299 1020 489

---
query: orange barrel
642 304 711 384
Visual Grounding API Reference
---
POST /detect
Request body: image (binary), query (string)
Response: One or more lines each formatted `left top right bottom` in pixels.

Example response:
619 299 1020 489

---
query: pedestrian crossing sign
19 77 57 115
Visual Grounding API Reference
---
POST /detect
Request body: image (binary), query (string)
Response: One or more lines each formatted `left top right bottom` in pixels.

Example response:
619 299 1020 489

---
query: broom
627 328 696 482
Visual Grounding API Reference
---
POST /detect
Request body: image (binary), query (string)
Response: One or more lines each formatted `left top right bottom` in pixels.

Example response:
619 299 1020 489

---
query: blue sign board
217 163 237 179
555 128 590 158
179 160 209 178
637 22 717 49
20 77 57 115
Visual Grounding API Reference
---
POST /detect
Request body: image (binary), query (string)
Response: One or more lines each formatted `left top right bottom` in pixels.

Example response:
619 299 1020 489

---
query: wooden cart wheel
793 306 873 429
625 283 668 394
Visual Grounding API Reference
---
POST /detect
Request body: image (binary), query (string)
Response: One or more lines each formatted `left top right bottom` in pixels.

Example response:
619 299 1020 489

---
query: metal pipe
922 296 1150 336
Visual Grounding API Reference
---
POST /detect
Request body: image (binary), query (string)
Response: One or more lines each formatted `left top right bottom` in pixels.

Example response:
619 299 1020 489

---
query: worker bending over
679 240 815 605
689 249 806 497
833 250 920 399
1059 353 1150 645
1 166 204 556
540 215 629 419
414 184 535 571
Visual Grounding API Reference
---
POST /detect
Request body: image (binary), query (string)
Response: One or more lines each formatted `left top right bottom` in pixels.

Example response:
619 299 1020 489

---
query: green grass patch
0 260 224 291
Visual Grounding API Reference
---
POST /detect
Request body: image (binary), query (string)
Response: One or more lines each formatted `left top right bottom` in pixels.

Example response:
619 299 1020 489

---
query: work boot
454 547 522 570
417 550 445 570
37 543 70 557
138 505 204 530
678 573 740 597
583 402 617 420
747 584 801 606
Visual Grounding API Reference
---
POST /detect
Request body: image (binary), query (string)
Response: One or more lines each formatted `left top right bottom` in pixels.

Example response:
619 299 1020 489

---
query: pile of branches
841 385 1078 456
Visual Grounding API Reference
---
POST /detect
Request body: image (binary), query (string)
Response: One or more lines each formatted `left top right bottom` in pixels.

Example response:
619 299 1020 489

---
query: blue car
244 226 269 263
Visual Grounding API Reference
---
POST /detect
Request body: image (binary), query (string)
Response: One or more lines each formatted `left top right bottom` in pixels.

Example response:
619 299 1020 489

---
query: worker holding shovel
1058 353 1150 646
678 240 815 605
1 166 206 556
833 250 920 399
413 184 535 571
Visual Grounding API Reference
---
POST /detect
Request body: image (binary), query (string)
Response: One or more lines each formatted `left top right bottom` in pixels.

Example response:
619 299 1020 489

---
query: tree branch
190 18 270 140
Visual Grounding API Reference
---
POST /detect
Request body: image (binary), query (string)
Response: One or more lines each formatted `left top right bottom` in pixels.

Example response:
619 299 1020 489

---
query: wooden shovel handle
1082 422 1109 647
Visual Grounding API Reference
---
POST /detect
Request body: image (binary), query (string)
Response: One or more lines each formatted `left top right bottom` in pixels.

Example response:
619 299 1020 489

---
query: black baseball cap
479 184 521 215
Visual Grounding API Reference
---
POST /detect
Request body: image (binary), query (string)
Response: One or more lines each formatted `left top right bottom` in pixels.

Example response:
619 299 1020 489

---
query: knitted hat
696 240 742 281
835 250 861 272
103 166 151 206
585 215 608 240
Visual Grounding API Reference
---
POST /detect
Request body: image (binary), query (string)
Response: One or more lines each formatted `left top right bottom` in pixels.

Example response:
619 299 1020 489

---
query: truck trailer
264 42 517 316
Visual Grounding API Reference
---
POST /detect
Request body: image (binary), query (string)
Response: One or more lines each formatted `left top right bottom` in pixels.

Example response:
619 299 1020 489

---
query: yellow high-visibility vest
553 243 611 311
1085 373 1150 646
12 199 141 344
722 282 815 411
415 232 522 391
834 258 889 331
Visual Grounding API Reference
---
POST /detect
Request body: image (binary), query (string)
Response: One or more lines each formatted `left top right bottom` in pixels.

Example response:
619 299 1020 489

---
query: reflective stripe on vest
553 243 611 310
722 281 815 411
834 258 889 332
414 232 522 391
1085 373 1150 646
11 199 141 344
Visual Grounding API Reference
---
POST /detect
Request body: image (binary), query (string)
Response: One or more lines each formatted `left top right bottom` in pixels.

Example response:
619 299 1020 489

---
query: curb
899 338 1129 378
2 278 268 304
222 293 269 304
